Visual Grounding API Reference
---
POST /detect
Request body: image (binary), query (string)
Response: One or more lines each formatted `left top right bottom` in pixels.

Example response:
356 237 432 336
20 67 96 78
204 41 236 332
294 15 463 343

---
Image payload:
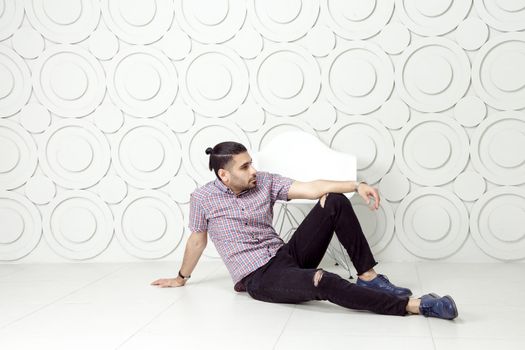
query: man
151 141 458 320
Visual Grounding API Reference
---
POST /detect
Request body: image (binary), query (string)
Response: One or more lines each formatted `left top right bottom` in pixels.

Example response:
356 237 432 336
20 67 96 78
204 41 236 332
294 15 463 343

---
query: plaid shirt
188 171 294 288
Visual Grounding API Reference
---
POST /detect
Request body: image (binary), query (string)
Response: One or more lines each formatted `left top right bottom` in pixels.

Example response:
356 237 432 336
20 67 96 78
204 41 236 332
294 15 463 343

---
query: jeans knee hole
313 269 324 287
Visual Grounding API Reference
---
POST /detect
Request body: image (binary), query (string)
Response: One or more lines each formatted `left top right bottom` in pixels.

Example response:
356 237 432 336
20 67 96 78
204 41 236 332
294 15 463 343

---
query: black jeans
242 192 409 316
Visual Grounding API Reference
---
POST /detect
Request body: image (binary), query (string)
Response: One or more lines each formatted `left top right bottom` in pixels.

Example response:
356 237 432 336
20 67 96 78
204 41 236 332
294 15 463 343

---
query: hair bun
205 147 213 155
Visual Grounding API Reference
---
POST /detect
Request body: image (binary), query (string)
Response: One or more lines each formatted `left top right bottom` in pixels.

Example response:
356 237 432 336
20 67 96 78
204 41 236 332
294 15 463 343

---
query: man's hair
205 141 247 180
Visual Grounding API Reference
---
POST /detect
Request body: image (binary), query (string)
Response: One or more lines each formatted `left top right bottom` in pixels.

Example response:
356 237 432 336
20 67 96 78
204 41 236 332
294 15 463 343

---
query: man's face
219 152 257 194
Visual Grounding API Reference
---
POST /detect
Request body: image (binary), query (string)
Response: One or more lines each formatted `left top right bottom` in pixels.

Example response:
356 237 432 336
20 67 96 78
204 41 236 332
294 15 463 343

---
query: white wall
1 0 524 264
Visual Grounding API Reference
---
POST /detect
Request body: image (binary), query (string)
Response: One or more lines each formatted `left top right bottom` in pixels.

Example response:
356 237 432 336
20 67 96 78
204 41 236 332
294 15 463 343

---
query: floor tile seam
115 296 185 349
116 262 225 348
0 264 128 331
272 305 297 350
432 336 525 340
415 262 438 350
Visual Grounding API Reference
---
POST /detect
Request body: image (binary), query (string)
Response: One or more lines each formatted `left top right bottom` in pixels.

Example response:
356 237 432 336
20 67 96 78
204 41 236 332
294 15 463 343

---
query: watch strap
178 270 191 280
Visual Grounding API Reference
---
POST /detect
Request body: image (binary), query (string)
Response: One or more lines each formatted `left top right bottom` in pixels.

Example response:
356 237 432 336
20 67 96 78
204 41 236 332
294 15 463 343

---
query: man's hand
150 276 186 288
357 183 380 210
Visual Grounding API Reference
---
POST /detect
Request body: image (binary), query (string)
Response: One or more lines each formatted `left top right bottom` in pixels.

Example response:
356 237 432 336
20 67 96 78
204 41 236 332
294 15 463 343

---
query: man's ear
218 168 228 182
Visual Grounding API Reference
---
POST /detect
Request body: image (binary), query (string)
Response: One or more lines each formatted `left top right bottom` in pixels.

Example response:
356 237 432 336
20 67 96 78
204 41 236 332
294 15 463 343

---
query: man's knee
320 193 329 208
313 269 324 287
320 192 348 209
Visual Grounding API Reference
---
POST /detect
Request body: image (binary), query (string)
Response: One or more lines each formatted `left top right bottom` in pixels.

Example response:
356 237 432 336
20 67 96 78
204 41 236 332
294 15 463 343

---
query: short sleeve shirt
188 171 294 285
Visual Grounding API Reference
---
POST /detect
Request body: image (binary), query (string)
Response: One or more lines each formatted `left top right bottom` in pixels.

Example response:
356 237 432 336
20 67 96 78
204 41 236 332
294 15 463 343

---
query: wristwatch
356 181 368 192
178 270 191 280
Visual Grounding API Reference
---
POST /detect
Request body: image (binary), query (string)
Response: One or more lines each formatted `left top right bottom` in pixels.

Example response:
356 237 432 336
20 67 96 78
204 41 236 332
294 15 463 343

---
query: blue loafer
419 293 458 320
356 274 412 297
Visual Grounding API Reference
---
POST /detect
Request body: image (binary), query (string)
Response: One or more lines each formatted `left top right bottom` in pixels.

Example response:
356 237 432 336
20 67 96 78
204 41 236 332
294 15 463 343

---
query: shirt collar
214 178 250 197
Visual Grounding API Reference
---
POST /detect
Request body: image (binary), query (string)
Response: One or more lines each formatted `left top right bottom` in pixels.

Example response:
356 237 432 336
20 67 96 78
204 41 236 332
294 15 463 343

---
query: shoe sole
356 283 413 298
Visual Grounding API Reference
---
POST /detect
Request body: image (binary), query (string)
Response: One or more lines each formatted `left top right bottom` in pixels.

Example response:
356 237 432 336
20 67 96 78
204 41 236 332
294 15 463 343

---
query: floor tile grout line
415 262 437 350
272 305 297 350
115 297 184 350
115 263 224 349
0 264 129 331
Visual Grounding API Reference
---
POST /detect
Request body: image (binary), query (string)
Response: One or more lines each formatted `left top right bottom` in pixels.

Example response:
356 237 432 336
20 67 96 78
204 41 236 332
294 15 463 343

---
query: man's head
206 141 257 194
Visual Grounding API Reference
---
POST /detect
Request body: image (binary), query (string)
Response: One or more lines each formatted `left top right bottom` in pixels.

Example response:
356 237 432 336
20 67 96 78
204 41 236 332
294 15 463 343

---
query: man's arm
150 231 207 288
288 180 380 210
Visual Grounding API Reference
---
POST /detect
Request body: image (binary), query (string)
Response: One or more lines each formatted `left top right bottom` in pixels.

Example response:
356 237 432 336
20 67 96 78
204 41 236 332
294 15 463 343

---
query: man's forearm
178 233 206 277
313 180 360 197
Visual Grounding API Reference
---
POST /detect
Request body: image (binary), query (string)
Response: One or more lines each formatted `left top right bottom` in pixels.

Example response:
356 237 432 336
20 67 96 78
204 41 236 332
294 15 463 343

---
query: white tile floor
1 260 524 350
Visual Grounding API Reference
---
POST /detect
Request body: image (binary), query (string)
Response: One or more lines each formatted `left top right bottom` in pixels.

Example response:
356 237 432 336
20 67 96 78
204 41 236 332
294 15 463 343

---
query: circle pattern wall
1 0 524 262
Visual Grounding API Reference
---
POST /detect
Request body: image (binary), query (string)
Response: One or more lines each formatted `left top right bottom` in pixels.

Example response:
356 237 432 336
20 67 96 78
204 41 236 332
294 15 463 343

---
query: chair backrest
252 130 357 204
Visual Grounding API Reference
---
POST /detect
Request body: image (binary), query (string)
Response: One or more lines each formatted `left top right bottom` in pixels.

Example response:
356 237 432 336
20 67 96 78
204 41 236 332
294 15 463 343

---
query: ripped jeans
242 192 409 316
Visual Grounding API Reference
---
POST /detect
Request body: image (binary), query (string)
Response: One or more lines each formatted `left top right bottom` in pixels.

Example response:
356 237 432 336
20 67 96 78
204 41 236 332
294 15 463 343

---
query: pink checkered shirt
188 171 294 288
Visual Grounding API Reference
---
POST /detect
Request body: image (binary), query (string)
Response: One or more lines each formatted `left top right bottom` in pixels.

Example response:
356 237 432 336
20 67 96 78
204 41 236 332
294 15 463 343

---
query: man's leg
284 192 377 276
244 249 408 316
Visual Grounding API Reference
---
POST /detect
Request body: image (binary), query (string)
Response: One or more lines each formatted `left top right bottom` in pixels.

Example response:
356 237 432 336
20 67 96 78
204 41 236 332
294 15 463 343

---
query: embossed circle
378 98 410 130
0 119 38 190
180 45 248 117
323 41 393 115
92 103 124 134
38 119 111 189
396 0 471 36
33 45 105 118
112 119 182 189
232 96 265 132
475 0 525 31
115 190 184 259
470 111 525 185
453 171 486 201
396 37 470 112
24 0 100 43
379 169 410 202
253 117 315 152
396 187 469 259
0 190 41 261
228 25 263 59
167 173 197 204
12 26 45 59
163 101 195 133
323 0 394 39
0 46 32 117
94 175 127 204
249 0 319 42
175 0 246 44
352 194 395 253
19 103 51 134
472 32 525 111
304 25 336 57
159 28 192 61
25 175 56 205
396 114 469 186
183 119 251 184
108 45 178 118
0 0 24 41
101 0 173 44
327 117 393 185
378 21 411 55
455 17 489 51
251 44 320 116
302 101 336 131
88 29 119 60
43 190 113 260
470 186 525 260
454 95 487 127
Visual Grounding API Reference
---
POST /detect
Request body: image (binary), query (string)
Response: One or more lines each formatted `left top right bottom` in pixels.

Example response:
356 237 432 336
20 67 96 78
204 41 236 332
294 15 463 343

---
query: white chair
252 130 358 278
